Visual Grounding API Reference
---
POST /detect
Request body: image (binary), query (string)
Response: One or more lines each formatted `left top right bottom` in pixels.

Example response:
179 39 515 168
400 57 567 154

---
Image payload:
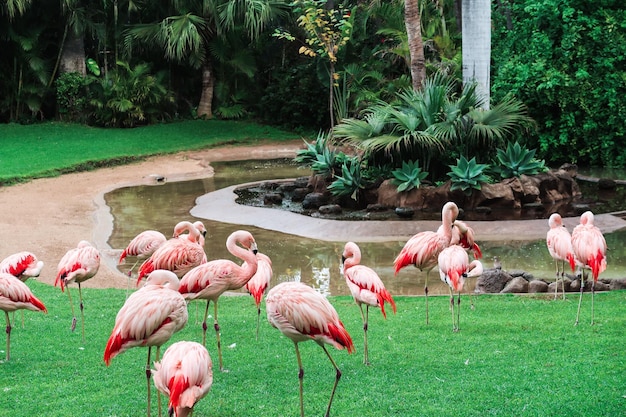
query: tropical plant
55 71 88 122
327 156 365 200
85 61 174 127
391 159 428 192
492 141 547 179
294 131 331 166
447 155 489 196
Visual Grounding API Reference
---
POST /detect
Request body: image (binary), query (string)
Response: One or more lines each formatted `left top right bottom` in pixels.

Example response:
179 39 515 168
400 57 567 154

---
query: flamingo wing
244 253 273 307
394 231 443 274
0 273 47 313
0 252 43 280
344 265 396 317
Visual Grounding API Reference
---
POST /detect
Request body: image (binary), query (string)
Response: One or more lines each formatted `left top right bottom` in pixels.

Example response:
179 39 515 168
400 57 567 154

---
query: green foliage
85 61 175 128
391 159 428 192
491 0 626 167
447 155 489 196
492 141 548 179
55 72 88 122
327 155 365 199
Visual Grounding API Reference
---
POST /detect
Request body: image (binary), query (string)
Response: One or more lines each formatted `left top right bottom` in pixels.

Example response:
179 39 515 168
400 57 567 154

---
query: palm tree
124 0 289 118
461 0 491 109
404 0 425 90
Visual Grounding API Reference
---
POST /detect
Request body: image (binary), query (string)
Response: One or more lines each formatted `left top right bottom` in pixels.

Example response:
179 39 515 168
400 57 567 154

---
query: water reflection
105 159 626 296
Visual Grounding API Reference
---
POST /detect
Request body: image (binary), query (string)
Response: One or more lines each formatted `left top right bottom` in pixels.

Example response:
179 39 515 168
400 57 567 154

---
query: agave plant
327 156 366 200
447 156 490 196
294 131 329 166
391 160 429 192
492 141 547 179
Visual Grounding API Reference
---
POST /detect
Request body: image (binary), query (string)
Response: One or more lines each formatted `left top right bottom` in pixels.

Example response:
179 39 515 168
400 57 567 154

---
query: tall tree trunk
197 64 214 118
462 0 491 109
60 33 86 76
405 0 425 91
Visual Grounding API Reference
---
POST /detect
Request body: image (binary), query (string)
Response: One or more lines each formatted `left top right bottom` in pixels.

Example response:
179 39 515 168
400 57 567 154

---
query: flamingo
394 201 459 324
546 213 576 300
243 252 272 340
137 221 206 284
571 211 607 325
341 241 396 365
0 251 45 327
0 251 44 281
465 259 483 310
152 341 213 417
178 230 258 372
451 220 483 260
119 230 167 271
104 269 188 417
266 281 354 417
438 245 474 332
55 240 100 341
0 272 47 361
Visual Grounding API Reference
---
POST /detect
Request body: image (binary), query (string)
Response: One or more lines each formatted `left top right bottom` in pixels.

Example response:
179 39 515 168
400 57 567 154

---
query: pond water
105 160 626 297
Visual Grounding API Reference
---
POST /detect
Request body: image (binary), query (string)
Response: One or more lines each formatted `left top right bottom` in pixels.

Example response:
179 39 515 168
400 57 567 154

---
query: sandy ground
0 141 305 289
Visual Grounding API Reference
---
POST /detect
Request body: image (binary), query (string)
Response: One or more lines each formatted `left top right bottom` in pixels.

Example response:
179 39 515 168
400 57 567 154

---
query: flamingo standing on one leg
394 201 459 324
266 281 355 417
243 252 272 340
137 221 206 284
571 211 607 326
55 240 100 341
0 272 47 361
451 220 483 260
438 245 471 332
546 213 576 300
104 270 188 417
341 241 395 365
152 341 213 417
178 230 258 372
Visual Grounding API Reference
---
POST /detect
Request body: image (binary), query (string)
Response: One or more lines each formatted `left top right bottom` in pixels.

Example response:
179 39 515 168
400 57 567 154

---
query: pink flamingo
55 240 100 341
137 221 206 284
0 272 47 361
394 201 459 324
153 341 213 417
178 230 258 372
451 220 483 260
571 211 607 325
243 252 272 340
119 230 167 269
341 241 396 365
438 245 475 332
266 281 354 417
104 269 188 417
546 213 576 300
0 251 44 327
0 251 44 281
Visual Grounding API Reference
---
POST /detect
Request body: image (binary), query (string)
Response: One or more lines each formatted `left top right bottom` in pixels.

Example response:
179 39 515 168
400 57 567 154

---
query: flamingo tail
168 373 190 413
327 321 355 353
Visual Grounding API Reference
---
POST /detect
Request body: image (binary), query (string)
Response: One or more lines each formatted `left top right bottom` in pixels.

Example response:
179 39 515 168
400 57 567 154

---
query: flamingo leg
321 344 342 417
213 300 225 372
293 342 305 417
456 291 461 332
358 304 370 366
146 346 152 417
201 300 210 346
4 311 11 361
255 305 261 341
575 271 586 326
424 269 430 325
66 285 77 332
78 283 86 343
449 287 455 332
554 261 560 300
156 346 162 417
560 261 566 300
591 279 595 326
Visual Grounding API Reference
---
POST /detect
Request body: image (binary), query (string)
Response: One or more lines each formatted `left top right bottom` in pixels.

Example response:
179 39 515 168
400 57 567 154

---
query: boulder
528 280 549 293
302 192 328 209
475 269 513 294
501 277 529 293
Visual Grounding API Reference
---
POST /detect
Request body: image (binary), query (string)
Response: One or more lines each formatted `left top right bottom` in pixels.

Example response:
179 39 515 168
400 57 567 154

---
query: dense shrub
491 0 626 167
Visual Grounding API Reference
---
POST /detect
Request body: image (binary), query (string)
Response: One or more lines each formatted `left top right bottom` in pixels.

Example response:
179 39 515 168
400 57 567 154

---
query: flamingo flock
0 204 610 416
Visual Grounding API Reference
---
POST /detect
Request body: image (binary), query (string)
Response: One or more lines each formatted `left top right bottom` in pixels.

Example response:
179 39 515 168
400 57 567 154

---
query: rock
547 277 572 293
276 182 297 193
263 192 283 205
604 278 626 290
501 277 529 293
475 269 513 294
594 281 611 291
395 207 415 218
302 192 328 209
294 176 310 188
528 280 549 293
291 187 310 202
598 178 617 190
367 203 392 212
319 204 342 215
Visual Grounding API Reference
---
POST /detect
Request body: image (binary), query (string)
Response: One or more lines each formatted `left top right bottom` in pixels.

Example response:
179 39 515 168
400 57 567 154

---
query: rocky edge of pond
476 267 626 294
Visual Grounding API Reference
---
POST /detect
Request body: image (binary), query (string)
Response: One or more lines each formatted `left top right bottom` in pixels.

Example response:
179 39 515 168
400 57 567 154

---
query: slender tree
461 0 491 109
404 0 425 90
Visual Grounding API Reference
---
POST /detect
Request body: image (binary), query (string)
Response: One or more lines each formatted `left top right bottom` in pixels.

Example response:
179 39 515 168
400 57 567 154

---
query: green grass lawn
0 120 302 184
1 281 624 417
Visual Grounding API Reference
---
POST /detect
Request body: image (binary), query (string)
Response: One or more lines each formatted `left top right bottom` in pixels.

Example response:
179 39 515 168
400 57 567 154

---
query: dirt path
0 141 304 289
